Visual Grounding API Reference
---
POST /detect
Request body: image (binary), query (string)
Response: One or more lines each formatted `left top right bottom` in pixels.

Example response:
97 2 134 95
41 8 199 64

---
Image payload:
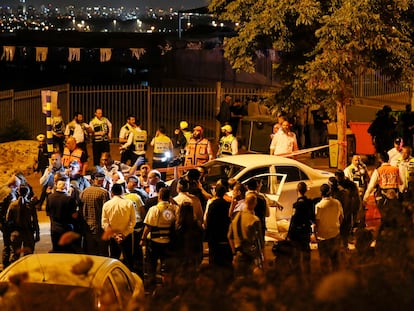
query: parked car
201 154 334 239
0 253 145 311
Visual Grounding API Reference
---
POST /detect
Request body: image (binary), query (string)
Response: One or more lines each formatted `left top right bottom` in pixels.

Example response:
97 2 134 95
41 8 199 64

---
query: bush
0 119 31 143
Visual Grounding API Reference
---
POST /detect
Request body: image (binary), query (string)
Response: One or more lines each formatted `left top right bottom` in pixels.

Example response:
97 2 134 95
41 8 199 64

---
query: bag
240 239 259 259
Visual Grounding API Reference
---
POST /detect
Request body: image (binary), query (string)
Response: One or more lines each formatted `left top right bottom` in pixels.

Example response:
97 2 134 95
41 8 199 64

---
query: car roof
0 254 124 287
206 154 301 167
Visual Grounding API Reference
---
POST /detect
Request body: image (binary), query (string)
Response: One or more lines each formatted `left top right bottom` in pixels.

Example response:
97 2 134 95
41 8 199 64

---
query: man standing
363 152 402 204
315 184 344 273
388 137 403 167
217 125 238 157
396 146 414 198
184 125 214 167
64 112 91 155
62 137 88 175
51 108 65 153
119 115 137 164
120 119 147 166
46 175 79 253
102 183 136 271
80 171 110 256
216 94 232 127
228 193 264 276
89 108 112 166
269 120 299 156
38 152 65 210
173 178 204 226
150 126 173 180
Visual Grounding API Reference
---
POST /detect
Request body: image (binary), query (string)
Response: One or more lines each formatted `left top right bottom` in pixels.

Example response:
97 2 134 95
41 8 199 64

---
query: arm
363 169 379 202
269 135 277 155
107 119 113 140
231 138 238 155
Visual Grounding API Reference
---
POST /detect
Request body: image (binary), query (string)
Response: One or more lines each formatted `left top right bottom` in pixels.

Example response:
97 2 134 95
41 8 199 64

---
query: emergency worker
217 125 238 157
120 119 147 166
150 126 173 180
62 137 88 175
89 108 112 166
184 125 213 167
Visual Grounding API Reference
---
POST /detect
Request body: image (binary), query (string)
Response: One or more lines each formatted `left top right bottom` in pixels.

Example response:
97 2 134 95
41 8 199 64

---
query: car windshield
203 160 245 185
0 282 96 311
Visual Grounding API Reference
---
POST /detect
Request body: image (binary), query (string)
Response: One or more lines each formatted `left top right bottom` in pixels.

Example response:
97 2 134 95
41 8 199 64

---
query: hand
35 233 40 242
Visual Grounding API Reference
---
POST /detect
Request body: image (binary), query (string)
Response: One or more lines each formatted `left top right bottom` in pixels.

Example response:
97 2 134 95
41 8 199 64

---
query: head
158 126 166 135
232 182 246 200
281 120 290 134
185 169 200 182
179 121 189 131
320 183 331 198
54 108 62 117
334 170 345 182
177 178 190 193
36 134 46 144
216 178 229 192
377 152 389 164
100 152 113 168
92 171 106 187
328 176 339 190
66 137 77 151
74 112 83 123
56 174 70 192
68 161 80 176
18 185 30 199
7 174 22 191
246 178 258 191
224 94 231 103
127 115 136 126
140 164 151 177
158 187 171 202
233 98 242 106
221 125 232 135
245 192 257 211
401 146 412 161
148 170 161 185
193 125 204 140
127 175 139 191
215 184 227 198
394 138 403 151
351 155 361 167
111 172 124 185
51 153 62 169
297 181 308 196
111 183 124 196
196 166 207 180
95 108 103 119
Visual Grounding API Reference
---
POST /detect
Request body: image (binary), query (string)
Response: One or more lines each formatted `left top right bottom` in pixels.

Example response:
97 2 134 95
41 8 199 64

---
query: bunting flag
36 47 48 62
130 48 146 60
100 48 112 62
1 46 16 61
68 47 81 62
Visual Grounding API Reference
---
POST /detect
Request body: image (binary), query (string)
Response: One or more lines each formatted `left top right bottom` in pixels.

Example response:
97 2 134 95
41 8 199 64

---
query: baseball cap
36 134 46 142
221 125 232 133
180 121 189 130
394 137 403 145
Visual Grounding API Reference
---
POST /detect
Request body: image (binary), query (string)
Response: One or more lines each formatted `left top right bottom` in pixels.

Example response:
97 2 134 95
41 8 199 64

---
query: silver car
0 253 145 311
202 154 334 239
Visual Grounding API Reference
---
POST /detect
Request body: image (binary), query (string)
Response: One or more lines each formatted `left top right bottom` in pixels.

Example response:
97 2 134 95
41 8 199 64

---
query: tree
209 0 414 168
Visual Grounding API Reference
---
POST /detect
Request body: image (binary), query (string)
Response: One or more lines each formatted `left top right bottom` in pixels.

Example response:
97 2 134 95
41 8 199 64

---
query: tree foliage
209 0 414 167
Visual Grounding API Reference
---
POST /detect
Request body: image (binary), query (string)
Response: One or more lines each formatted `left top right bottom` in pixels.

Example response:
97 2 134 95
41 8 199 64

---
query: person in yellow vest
217 125 238 157
62 137 88 175
120 119 148 167
184 125 213 167
150 126 173 180
89 108 112 167
119 115 137 164
396 146 414 199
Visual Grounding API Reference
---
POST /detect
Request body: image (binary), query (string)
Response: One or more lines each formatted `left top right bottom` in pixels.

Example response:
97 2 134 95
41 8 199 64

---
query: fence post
147 86 152 136
65 83 70 120
215 81 222 142
11 89 15 120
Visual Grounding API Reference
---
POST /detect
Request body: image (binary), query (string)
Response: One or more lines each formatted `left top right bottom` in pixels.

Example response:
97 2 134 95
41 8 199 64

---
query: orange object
349 122 376 155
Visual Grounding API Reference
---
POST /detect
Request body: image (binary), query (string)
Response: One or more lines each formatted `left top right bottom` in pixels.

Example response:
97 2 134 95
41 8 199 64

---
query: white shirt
173 192 204 225
388 147 401 167
270 131 298 156
64 121 90 144
101 195 136 237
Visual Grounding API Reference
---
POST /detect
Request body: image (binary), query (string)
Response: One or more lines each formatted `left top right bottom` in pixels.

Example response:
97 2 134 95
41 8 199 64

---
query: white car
0 253 145 311
202 154 334 240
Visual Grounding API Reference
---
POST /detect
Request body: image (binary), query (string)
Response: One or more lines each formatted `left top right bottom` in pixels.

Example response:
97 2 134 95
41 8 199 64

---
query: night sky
0 0 209 10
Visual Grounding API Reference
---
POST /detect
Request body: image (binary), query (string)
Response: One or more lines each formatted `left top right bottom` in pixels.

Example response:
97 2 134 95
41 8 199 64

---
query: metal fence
0 83 272 142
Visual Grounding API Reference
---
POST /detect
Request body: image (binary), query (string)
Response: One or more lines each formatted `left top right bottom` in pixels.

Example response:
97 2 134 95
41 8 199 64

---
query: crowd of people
1 100 414 307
